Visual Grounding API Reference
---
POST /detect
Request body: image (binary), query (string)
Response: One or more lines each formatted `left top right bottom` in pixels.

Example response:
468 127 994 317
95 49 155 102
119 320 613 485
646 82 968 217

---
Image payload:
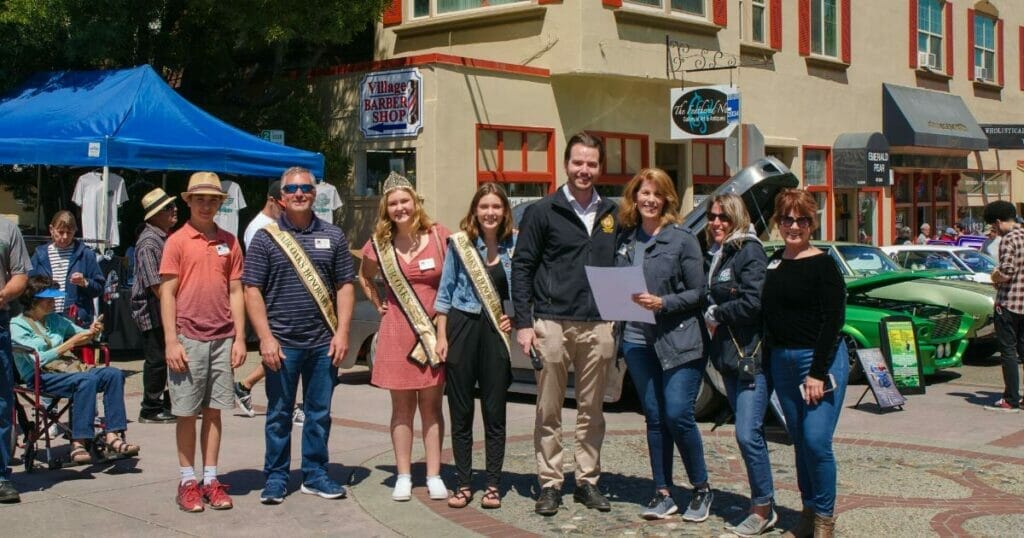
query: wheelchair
10 343 114 472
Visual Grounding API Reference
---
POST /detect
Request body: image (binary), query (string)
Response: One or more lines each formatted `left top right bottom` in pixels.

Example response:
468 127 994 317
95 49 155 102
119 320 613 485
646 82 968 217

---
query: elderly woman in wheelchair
10 276 139 464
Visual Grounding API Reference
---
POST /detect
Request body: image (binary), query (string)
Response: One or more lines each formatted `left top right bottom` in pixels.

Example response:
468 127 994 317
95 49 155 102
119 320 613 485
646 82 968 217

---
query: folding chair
11 343 110 472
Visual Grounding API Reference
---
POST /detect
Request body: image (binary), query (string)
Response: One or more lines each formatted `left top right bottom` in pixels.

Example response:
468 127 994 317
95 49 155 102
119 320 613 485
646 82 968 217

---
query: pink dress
362 225 449 390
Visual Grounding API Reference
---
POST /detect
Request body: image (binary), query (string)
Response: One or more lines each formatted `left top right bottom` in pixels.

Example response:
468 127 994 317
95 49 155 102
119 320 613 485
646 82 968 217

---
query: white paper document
585 265 656 324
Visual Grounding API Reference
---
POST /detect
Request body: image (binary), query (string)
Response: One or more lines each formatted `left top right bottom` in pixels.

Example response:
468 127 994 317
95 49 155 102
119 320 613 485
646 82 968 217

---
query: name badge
767 259 782 270
215 244 230 256
315 238 331 249
418 258 436 271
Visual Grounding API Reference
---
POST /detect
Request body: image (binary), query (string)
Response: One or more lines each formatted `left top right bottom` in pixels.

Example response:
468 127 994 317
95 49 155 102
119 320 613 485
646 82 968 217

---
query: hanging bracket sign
670 85 740 140
360 68 423 140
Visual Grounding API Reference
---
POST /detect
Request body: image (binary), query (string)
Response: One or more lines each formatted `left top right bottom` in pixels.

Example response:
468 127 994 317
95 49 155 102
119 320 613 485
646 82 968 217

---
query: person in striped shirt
29 211 104 325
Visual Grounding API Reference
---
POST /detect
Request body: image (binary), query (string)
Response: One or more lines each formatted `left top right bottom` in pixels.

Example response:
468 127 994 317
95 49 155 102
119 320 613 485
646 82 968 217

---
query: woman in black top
761 189 847 538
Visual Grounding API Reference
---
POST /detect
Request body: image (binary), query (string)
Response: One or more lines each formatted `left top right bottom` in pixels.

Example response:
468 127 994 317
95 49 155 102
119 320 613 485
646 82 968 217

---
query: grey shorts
168 335 235 416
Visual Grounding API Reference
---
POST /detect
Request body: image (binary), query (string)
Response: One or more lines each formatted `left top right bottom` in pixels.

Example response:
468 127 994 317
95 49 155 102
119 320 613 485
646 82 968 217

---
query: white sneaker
426 475 449 500
292 406 305 427
392 474 412 502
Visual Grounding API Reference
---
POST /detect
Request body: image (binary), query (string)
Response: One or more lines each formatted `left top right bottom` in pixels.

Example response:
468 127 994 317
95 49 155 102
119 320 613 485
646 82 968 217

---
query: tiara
382 171 414 196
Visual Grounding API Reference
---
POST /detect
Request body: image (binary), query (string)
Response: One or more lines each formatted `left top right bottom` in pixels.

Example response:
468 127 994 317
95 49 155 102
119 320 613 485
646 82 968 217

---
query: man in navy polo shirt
243 167 355 504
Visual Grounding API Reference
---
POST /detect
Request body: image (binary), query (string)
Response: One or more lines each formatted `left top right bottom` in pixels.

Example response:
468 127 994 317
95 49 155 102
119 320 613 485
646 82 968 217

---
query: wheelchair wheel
48 459 62 471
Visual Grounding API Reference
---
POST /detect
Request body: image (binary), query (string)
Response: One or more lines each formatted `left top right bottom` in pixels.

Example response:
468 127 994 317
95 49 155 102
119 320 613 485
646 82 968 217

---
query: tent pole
35 166 42 234
162 172 167 190
100 166 109 254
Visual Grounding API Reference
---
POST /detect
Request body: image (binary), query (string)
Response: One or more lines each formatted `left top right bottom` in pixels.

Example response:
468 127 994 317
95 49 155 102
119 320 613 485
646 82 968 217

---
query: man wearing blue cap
0 216 30 502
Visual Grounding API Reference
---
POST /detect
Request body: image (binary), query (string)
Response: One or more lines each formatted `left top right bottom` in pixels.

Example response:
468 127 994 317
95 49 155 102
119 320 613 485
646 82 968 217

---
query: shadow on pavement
220 463 369 495
946 390 1002 406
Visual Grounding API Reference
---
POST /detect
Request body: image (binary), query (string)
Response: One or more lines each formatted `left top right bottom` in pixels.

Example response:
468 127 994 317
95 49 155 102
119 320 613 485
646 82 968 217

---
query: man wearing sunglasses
243 167 355 504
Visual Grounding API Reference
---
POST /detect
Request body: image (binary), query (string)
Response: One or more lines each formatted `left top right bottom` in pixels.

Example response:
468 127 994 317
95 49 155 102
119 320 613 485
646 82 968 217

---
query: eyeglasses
779 216 813 229
706 211 731 223
282 184 315 194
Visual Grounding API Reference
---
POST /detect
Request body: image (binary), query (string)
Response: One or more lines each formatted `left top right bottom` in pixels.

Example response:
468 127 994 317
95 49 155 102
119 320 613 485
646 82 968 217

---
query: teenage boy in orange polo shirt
160 172 246 512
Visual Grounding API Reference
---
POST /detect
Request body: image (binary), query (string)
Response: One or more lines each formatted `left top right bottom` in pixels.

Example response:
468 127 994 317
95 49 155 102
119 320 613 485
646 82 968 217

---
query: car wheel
695 373 726 420
844 333 864 383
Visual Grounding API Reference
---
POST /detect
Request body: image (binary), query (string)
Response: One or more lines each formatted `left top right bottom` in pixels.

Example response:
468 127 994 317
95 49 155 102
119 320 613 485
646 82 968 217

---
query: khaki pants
533 318 615 489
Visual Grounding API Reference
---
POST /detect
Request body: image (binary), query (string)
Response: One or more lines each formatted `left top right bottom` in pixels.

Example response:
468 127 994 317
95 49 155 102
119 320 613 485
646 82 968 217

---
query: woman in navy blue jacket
29 211 104 324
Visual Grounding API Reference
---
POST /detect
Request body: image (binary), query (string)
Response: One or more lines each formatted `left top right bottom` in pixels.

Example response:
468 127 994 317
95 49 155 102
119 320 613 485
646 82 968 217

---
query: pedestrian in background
244 167 355 503
29 211 104 325
434 182 515 509
704 193 775 535
981 224 1001 260
131 188 178 424
358 172 449 502
160 172 247 512
916 223 932 245
512 132 619 516
615 168 711 522
762 189 847 538
983 201 1024 413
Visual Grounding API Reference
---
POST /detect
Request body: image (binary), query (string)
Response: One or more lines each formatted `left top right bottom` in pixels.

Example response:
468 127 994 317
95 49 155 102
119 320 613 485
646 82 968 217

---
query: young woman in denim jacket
434 183 515 509
614 168 711 521
704 193 776 536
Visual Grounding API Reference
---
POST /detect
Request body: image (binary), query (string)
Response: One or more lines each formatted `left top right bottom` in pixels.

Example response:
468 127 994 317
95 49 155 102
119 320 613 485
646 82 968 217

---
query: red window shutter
602 0 622 7
382 0 401 26
908 0 918 68
770 0 782 50
840 0 851 63
1020 26 1024 90
713 0 727 26
945 3 954 77
997 19 1004 86
798 0 810 56
966 9 975 81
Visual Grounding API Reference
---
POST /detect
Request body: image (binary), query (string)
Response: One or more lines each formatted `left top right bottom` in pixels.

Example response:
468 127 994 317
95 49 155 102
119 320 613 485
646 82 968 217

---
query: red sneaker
176 480 204 512
202 479 234 510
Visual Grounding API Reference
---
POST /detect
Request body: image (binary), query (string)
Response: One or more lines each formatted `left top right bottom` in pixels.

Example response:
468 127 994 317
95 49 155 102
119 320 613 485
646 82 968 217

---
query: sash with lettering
448 232 510 357
371 237 442 368
262 222 338 333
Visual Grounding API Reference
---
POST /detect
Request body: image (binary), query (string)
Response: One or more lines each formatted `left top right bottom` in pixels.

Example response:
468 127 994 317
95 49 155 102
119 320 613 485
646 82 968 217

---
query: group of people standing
0 133 850 537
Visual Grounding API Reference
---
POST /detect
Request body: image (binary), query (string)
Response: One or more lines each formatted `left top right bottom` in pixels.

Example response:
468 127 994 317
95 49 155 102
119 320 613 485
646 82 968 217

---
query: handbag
727 326 762 381
26 317 91 374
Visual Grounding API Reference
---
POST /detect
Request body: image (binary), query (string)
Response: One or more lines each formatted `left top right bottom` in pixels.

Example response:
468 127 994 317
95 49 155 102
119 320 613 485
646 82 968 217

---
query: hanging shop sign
833 132 890 188
360 68 423 140
980 124 1024 149
670 85 740 140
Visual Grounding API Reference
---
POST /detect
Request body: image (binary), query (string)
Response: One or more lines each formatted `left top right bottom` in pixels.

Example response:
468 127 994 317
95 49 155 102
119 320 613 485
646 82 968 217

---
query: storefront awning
882 83 988 151
833 132 889 187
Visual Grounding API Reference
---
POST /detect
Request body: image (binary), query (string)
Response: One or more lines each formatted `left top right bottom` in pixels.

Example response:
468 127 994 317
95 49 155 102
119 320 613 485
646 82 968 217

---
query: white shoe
392 474 412 502
426 475 449 500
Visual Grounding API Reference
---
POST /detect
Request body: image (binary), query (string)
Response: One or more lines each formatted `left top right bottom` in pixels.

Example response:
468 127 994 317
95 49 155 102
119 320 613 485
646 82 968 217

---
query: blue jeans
0 312 13 480
770 343 849 516
623 342 708 489
264 345 336 484
38 368 128 440
722 370 774 506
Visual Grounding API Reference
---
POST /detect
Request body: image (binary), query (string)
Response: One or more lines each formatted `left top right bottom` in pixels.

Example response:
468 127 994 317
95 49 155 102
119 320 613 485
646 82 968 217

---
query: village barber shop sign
360 68 423 140
670 85 740 140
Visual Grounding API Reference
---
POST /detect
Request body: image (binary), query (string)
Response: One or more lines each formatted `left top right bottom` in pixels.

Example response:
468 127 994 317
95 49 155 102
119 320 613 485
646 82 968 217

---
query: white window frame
973 14 996 82
750 0 767 44
624 0 707 19
411 0 529 20
810 0 838 58
917 0 943 70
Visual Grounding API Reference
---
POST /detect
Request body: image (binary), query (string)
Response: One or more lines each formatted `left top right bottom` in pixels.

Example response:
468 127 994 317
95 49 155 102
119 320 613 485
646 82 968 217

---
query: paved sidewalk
3 353 1023 537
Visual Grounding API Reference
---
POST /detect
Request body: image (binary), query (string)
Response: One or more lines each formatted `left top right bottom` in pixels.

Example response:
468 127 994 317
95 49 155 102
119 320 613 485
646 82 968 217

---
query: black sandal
481 486 501 509
447 487 473 508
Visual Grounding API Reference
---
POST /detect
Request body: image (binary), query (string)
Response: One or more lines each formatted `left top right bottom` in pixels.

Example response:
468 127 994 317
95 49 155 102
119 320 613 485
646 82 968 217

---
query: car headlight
937 343 947 358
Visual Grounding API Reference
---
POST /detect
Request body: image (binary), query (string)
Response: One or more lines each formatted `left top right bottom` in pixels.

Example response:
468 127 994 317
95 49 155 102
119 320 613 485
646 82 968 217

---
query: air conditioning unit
975 66 990 81
918 51 937 69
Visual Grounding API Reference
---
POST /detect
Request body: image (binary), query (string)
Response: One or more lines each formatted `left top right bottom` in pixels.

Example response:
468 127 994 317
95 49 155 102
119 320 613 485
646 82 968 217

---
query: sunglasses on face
706 211 731 223
282 184 315 194
780 216 813 229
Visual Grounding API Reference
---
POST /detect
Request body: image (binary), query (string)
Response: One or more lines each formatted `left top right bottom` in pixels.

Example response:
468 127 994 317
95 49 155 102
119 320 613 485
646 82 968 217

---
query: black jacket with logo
512 188 618 328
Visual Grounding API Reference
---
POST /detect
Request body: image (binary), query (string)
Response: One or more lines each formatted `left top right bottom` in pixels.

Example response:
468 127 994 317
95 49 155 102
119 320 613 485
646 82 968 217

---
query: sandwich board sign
360 68 423 139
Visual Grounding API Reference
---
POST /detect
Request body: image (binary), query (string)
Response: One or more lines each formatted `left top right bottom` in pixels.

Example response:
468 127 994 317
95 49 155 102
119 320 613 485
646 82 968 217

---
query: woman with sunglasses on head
704 194 775 536
761 189 847 538
433 183 515 509
615 168 712 522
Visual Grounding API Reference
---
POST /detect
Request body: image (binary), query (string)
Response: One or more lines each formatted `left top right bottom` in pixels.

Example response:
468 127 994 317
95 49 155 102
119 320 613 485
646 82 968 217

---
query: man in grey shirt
0 216 31 502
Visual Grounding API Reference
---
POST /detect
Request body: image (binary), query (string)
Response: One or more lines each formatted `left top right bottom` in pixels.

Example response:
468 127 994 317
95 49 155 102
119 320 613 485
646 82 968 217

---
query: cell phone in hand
798 373 837 401
529 347 543 371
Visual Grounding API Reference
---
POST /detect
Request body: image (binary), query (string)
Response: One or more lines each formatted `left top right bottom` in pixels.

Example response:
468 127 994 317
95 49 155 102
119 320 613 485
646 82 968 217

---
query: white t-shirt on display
243 211 276 250
213 180 247 237
72 171 129 248
314 182 343 224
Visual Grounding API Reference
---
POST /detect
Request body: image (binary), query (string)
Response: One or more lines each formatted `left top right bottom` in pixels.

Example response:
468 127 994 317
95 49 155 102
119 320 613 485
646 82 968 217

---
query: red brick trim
909 0 918 68
309 53 551 79
382 0 402 27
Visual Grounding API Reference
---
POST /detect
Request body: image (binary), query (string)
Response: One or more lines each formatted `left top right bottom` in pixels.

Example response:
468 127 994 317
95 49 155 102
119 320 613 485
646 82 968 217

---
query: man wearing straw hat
131 187 178 425
160 172 246 512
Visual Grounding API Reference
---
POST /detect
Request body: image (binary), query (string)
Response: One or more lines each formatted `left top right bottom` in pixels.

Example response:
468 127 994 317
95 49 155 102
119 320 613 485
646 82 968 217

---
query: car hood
846 270 963 293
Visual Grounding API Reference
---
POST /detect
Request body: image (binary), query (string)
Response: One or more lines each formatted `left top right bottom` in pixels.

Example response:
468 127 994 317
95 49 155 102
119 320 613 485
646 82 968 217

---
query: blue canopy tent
0 64 324 246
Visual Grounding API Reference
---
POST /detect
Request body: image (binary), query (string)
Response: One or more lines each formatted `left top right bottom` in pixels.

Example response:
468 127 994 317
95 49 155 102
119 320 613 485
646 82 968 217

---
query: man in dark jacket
512 132 619 516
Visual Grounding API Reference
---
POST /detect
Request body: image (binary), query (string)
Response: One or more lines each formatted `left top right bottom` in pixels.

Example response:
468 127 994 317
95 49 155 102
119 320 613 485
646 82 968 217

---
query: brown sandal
70 443 92 464
481 486 501 509
104 435 140 457
447 487 473 508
